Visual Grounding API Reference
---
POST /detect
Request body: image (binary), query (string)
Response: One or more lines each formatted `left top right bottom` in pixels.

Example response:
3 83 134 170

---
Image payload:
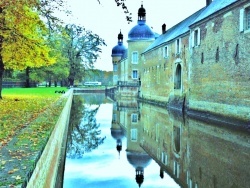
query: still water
63 94 250 188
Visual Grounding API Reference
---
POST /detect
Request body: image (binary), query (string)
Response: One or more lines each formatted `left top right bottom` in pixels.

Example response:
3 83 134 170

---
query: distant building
111 0 250 121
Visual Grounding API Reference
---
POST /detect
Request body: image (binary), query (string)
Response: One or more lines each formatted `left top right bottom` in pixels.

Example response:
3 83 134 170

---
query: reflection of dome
111 31 127 58
127 151 152 187
110 127 125 140
111 126 125 154
126 152 152 168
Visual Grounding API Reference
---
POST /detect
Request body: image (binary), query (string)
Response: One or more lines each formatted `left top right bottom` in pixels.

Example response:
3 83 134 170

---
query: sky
61 0 206 71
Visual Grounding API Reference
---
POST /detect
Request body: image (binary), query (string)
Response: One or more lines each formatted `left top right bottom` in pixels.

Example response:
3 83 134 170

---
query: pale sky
62 0 206 71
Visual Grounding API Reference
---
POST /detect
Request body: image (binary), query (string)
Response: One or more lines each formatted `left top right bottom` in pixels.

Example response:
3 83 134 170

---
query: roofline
142 31 189 55
190 0 241 28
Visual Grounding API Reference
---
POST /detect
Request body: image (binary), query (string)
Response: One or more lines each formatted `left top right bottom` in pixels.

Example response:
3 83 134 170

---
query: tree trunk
25 67 30 88
68 78 74 87
0 34 4 99
0 58 4 99
54 81 57 87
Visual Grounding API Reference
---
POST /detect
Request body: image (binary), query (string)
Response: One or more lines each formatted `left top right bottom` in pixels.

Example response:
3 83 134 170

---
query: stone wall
188 2 250 121
26 89 73 188
141 34 190 105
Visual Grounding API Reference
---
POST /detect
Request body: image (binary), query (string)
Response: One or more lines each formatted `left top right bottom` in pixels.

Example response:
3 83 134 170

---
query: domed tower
127 3 156 84
111 31 127 85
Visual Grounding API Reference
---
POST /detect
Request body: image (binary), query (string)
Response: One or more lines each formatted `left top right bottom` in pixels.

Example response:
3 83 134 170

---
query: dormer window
175 38 181 54
163 45 169 58
191 28 200 47
240 5 250 32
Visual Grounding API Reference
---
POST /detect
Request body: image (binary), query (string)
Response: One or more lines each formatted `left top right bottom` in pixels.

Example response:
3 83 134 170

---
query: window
113 114 117 122
113 64 118 72
163 45 169 58
132 70 138 79
192 28 200 47
131 129 137 141
240 6 250 32
173 161 180 178
161 152 168 165
175 38 181 54
247 8 250 29
132 52 138 64
113 75 118 83
131 114 138 123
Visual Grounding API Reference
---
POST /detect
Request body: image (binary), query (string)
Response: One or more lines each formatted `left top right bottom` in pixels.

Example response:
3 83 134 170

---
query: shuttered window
239 6 250 32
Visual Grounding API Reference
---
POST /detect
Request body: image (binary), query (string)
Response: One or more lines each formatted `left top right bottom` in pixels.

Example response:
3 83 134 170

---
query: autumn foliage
0 87 67 186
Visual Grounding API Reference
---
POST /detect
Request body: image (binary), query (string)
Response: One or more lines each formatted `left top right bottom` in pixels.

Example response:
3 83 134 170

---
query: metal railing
117 81 140 87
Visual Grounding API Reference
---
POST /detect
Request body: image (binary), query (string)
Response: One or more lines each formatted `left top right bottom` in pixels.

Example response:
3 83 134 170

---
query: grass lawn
0 87 68 186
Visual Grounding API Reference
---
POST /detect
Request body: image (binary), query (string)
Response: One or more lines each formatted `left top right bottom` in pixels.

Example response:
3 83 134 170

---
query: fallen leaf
15 175 22 180
8 170 14 174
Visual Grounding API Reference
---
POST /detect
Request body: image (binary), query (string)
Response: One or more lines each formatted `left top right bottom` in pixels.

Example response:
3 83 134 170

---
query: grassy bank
0 87 68 186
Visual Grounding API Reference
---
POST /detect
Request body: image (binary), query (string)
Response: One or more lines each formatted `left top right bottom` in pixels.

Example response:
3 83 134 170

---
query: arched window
175 64 182 89
174 126 180 153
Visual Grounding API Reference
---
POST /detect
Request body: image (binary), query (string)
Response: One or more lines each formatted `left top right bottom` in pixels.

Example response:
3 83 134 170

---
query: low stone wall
26 89 73 188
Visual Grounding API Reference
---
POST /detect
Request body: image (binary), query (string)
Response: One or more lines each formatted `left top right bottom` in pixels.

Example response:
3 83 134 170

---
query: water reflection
66 95 106 158
64 94 250 188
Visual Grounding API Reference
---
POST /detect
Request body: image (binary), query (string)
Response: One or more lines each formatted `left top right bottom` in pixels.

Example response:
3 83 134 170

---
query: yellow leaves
0 92 60 147
1 3 56 70
8 168 19 174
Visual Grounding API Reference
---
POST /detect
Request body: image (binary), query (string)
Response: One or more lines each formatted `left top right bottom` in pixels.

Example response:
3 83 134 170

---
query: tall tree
63 24 106 86
0 1 57 98
0 0 69 97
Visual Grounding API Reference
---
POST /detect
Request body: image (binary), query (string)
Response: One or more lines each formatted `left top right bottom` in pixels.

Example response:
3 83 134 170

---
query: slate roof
192 0 238 25
143 8 205 53
143 0 238 54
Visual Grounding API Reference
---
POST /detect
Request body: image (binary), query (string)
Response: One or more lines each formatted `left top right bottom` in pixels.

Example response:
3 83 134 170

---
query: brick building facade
111 0 250 121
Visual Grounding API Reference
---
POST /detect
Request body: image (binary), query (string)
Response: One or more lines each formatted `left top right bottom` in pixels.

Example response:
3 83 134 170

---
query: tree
63 24 106 86
0 1 58 98
29 27 70 87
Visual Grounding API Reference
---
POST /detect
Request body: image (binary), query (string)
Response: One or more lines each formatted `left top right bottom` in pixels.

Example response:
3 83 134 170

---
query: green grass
0 87 69 186
2 87 67 97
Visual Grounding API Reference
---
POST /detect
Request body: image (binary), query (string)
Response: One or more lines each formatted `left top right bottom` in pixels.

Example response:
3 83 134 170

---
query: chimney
206 0 212 6
162 23 166 34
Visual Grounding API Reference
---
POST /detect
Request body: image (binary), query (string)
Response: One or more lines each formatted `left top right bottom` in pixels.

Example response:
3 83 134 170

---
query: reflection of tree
66 96 106 158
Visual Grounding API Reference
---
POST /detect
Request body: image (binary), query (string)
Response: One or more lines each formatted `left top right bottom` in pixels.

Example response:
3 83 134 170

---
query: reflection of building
111 97 152 187
140 102 188 187
111 0 250 121
111 101 125 155
186 118 250 188
137 99 250 188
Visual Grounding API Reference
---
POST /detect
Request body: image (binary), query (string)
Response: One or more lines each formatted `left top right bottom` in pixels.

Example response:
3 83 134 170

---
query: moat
63 93 250 188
